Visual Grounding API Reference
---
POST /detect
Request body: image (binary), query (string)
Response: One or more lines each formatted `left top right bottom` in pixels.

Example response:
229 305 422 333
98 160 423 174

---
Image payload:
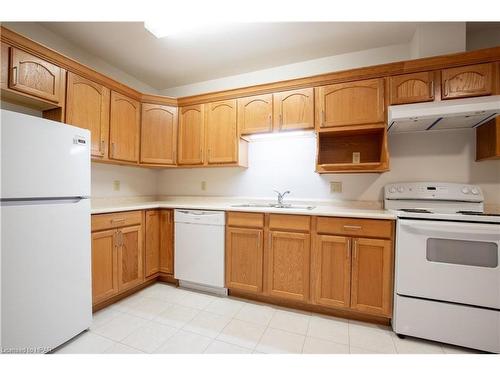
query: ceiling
40 22 423 90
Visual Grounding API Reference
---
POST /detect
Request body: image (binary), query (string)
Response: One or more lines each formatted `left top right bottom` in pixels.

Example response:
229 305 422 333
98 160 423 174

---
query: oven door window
426 238 498 268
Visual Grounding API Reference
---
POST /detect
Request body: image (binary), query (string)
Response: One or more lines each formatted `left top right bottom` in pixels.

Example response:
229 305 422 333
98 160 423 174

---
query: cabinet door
8 47 62 103
159 209 174 274
109 91 140 162
206 99 238 164
226 227 263 293
145 210 160 277
273 88 314 131
92 229 118 305
267 231 310 302
178 105 204 165
311 235 351 309
442 63 493 99
117 225 144 292
316 78 385 128
140 104 177 165
350 238 393 317
237 94 273 135
389 72 435 105
66 72 110 158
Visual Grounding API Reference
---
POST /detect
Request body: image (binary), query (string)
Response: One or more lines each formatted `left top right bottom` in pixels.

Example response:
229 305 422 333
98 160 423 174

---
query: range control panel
384 182 483 202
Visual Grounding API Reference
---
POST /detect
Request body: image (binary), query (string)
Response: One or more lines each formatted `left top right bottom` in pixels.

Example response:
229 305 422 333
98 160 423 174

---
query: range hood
388 95 500 133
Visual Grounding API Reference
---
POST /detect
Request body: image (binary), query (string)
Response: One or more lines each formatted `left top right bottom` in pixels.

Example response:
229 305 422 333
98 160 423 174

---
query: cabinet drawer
316 217 393 239
92 211 143 231
227 212 264 228
269 214 311 232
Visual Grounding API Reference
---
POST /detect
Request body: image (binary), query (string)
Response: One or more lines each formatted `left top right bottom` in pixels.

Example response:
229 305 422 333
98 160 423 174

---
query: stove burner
457 211 500 217
400 209 432 213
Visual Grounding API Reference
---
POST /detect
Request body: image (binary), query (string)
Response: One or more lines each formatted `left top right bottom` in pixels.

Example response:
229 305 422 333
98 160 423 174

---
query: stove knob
471 187 479 195
389 187 396 193
397 186 404 193
461 186 470 194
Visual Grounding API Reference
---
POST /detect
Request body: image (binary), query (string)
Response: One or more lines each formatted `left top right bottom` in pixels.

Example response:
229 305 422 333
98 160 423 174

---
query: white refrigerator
0 109 92 353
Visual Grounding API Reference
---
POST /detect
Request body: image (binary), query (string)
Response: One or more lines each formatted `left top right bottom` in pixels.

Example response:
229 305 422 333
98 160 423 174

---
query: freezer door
1 198 92 353
0 110 90 199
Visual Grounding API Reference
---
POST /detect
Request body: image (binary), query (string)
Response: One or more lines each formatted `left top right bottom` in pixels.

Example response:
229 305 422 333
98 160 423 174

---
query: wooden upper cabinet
145 210 160 278
316 78 385 128
267 231 310 302
140 104 177 165
178 104 205 165
159 210 174 275
91 229 118 305
350 237 393 317
206 99 238 164
117 224 144 292
389 72 435 105
273 88 314 131
441 63 493 99
66 72 110 158
109 91 140 163
225 227 264 293
311 235 351 309
237 94 273 135
8 47 63 104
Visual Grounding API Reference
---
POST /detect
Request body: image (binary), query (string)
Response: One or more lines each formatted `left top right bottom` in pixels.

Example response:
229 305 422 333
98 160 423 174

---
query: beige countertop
91 196 397 220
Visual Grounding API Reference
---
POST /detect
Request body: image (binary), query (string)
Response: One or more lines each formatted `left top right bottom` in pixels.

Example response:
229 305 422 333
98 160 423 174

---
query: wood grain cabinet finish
441 63 493 99
389 72 435 104
315 78 385 128
267 231 310 302
66 72 110 158
91 229 118 305
273 88 314 131
140 104 177 165
145 210 160 277
8 47 63 103
206 99 238 164
225 227 264 293
237 94 273 135
311 235 351 309
159 210 174 274
350 237 393 317
109 91 140 163
117 224 144 292
178 104 205 165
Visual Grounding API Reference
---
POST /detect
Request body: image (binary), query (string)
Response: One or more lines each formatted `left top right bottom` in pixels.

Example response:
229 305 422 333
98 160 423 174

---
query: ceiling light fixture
144 20 228 38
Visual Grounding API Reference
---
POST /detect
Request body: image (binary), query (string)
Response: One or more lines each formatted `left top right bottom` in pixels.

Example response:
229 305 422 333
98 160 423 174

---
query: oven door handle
399 221 500 239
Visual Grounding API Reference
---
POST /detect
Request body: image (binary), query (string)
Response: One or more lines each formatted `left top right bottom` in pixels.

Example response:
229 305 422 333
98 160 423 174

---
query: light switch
330 181 342 193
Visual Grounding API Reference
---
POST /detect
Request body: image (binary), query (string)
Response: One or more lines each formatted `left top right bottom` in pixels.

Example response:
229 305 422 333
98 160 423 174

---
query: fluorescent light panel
144 21 228 38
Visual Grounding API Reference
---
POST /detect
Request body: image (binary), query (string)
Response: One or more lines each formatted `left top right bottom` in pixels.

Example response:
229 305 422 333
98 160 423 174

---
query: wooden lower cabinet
159 210 174 274
311 235 351 309
117 225 143 291
225 227 264 293
145 210 161 277
350 237 393 317
267 231 310 302
91 229 118 305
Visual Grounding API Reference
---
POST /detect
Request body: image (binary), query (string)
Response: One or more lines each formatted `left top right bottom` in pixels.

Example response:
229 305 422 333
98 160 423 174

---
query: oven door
396 219 500 309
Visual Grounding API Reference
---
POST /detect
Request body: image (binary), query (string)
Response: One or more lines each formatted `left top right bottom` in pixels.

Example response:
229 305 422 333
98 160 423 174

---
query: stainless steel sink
230 203 315 210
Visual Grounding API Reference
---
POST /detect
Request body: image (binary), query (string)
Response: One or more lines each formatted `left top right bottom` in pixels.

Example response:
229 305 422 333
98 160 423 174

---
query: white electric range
385 182 500 353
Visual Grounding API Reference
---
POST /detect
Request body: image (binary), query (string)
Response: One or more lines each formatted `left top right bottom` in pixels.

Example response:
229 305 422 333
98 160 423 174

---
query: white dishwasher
174 209 226 295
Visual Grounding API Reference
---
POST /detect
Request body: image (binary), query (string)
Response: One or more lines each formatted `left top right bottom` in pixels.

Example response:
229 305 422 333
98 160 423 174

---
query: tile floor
53 283 482 354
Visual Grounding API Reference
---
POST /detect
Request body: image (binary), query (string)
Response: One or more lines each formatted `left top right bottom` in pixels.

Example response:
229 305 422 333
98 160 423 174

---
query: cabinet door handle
268 114 272 129
111 142 115 157
346 238 351 260
279 113 282 126
100 139 105 154
429 80 434 98
118 231 124 247
11 66 18 86
443 80 448 97
111 218 125 223
321 110 325 126
343 225 362 231
353 239 358 260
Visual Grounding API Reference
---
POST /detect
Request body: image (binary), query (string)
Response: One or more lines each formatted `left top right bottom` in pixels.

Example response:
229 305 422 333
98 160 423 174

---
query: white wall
1 22 160 94
157 130 500 204
410 23 466 59
467 26 500 50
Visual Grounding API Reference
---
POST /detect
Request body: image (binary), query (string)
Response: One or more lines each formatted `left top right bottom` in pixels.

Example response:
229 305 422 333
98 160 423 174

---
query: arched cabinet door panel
442 63 493 99
206 99 238 164
237 94 273 135
273 88 314 131
177 104 204 165
389 72 435 105
109 91 140 163
315 78 385 128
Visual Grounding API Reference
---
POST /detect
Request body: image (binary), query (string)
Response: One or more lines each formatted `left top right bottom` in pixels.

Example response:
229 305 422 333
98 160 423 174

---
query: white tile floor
53 283 482 354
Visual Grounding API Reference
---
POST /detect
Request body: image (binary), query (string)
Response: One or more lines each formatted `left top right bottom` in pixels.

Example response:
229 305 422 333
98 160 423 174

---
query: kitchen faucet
274 190 291 206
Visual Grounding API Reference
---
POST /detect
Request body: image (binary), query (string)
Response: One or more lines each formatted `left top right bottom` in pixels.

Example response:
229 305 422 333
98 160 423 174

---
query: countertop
91 196 397 220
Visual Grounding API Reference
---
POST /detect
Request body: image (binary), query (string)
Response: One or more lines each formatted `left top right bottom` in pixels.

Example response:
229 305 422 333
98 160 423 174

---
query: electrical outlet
352 152 361 164
113 180 120 191
201 181 207 191
330 181 342 193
